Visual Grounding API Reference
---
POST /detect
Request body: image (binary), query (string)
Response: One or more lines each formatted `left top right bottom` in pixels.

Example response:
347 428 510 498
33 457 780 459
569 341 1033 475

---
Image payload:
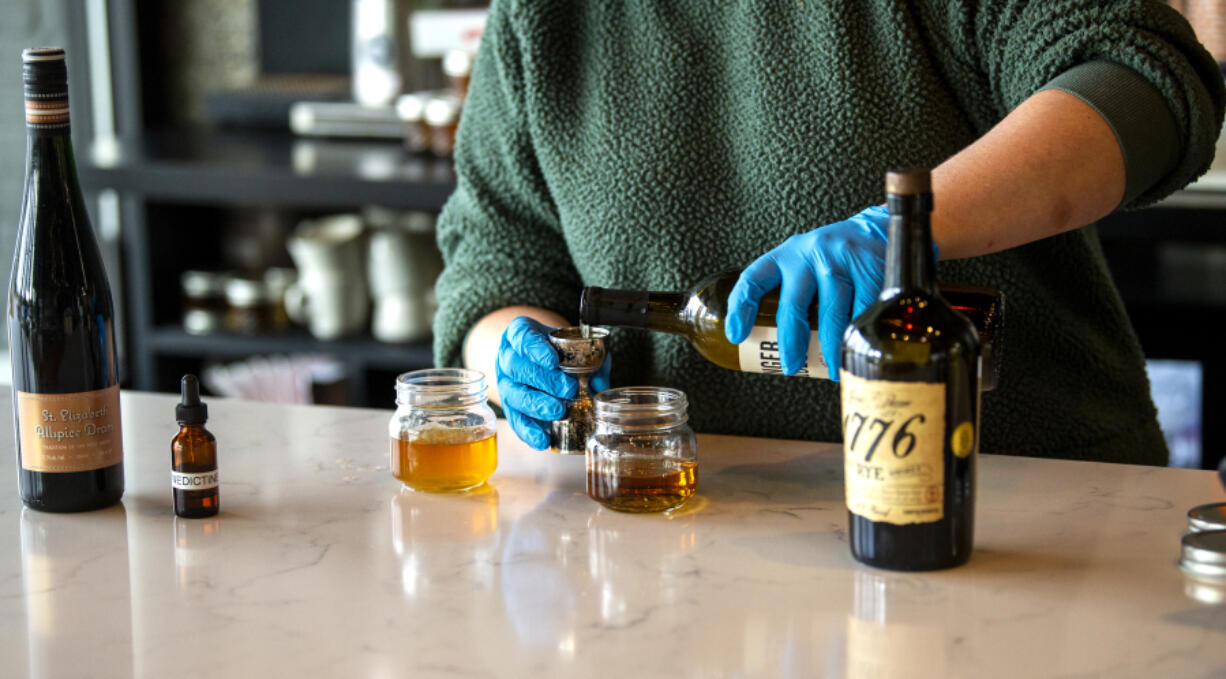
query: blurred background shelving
57 0 481 407
0 1 1222 467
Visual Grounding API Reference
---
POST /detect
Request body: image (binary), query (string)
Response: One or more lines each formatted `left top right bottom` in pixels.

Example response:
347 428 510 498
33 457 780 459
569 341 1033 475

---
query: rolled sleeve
972 0 1225 208
1040 61 1181 207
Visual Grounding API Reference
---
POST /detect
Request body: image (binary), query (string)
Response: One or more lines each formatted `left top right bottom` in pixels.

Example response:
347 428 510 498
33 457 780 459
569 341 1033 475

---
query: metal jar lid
1179 530 1226 580
1188 503 1226 533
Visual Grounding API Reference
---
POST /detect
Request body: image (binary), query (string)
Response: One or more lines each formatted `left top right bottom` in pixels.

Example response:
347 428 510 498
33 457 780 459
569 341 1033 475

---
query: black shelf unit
79 127 456 208
1097 205 1226 471
67 0 456 407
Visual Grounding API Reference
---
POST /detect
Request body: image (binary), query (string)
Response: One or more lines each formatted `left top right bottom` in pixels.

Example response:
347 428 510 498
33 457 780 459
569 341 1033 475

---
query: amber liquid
392 432 497 492
587 457 698 513
172 424 219 519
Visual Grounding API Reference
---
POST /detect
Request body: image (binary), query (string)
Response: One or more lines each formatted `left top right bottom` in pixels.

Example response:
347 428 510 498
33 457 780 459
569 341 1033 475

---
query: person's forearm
463 305 569 407
931 88 1125 260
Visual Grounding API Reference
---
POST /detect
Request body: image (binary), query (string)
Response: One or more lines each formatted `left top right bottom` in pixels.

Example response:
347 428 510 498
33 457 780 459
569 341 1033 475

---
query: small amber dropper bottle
171 375 219 518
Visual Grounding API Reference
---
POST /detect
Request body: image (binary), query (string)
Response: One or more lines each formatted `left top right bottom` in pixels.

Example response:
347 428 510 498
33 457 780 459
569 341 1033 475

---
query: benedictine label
737 326 826 378
16 385 123 472
840 372 945 525
171 470 219 491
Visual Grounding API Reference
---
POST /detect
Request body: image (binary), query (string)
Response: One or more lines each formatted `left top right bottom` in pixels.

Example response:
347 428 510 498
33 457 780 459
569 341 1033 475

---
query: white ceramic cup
286 214 370 340
366 216 441 343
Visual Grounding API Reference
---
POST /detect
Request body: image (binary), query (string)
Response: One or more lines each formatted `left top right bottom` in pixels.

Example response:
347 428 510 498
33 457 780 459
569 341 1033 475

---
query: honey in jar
388 369 498 493
392 427 497 493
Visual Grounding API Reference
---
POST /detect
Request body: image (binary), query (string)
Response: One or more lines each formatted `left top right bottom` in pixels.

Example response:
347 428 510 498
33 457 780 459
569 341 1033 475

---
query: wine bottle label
737 327 826 378
840 372 946 525
171 470 219 491
15 385 123 473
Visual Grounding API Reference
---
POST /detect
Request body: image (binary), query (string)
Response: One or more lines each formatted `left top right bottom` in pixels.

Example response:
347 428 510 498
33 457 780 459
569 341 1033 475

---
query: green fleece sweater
434 0 1225 464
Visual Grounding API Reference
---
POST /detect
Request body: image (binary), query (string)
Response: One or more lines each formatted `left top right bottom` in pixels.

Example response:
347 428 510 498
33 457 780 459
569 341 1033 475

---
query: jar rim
396 368 486 391
595 386 687 414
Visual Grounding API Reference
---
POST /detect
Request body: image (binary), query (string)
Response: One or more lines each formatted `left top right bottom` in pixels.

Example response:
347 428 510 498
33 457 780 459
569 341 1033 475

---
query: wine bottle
840 169 979 570
579 274 1001 389
7 47 124 512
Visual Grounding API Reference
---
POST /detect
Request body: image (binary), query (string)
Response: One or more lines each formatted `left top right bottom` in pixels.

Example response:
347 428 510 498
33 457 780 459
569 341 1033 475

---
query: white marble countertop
1 388 1224 678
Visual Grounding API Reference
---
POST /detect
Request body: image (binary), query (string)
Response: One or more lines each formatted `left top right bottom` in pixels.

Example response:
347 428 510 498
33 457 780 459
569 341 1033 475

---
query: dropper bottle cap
176 374 208 425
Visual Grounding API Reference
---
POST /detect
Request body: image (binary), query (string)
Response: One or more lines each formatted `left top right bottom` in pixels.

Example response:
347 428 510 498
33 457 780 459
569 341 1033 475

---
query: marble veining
0 389 1224 678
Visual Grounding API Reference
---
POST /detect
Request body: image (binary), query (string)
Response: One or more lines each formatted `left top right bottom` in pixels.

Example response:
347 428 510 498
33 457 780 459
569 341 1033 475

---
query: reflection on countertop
0 389 1224 678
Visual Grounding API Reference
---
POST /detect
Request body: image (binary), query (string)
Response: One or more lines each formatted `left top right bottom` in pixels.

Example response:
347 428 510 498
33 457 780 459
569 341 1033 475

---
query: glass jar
424 94 462 157
442 49 474 100
223 275 275 335
586 386 698 513
389 369 498 493
395 91 431 154
180 270 228 335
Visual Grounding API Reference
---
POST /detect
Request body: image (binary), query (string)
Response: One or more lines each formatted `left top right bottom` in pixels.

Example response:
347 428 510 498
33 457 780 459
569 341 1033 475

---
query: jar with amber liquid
586 387 698 513
389 369 497 492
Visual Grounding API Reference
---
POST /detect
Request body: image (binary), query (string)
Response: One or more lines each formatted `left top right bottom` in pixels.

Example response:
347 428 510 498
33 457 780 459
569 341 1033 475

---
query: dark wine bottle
840 169 979 570
7 47 124 512
579 275 1001 389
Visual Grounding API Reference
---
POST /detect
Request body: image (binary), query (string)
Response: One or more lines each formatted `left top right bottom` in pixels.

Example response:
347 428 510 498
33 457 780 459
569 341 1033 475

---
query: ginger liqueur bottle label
840 169 980 571
579 271 830 378
7 48 124 512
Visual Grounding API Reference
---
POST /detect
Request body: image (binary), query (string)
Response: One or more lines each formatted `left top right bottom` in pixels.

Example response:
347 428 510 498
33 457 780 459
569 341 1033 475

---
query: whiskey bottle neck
882 193 936 297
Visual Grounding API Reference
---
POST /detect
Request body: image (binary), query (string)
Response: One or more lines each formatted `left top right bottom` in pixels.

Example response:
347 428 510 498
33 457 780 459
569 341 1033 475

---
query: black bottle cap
22 47 67 96
176 374 209 425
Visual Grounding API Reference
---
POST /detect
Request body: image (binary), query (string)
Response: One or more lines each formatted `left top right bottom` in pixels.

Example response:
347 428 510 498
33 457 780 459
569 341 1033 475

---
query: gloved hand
724 205 917 380
495 316 612 449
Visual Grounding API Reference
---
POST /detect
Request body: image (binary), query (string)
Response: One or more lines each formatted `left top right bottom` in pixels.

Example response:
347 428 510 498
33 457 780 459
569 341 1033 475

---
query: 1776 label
16 386 123 473
840 372 945 525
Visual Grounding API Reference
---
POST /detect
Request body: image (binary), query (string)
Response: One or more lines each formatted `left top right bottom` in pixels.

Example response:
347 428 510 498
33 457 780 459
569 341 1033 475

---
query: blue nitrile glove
495 316 612 449
725 205 926 380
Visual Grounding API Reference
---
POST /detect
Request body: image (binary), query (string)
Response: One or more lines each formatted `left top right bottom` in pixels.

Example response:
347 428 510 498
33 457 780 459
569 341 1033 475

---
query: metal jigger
548 326 609 455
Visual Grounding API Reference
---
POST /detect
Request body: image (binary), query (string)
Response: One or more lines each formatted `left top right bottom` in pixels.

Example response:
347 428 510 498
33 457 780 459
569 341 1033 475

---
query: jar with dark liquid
389 369 497 493
586 387 698 513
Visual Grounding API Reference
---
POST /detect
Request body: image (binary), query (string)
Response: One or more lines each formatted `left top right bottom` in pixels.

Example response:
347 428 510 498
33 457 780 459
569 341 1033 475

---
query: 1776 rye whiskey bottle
7 48 124 512
841 169 979 570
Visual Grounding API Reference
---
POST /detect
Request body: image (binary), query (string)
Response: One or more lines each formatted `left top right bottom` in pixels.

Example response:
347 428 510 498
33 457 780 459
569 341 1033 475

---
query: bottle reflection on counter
174 516 221 591
844 570 946 679
20 506 135 677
